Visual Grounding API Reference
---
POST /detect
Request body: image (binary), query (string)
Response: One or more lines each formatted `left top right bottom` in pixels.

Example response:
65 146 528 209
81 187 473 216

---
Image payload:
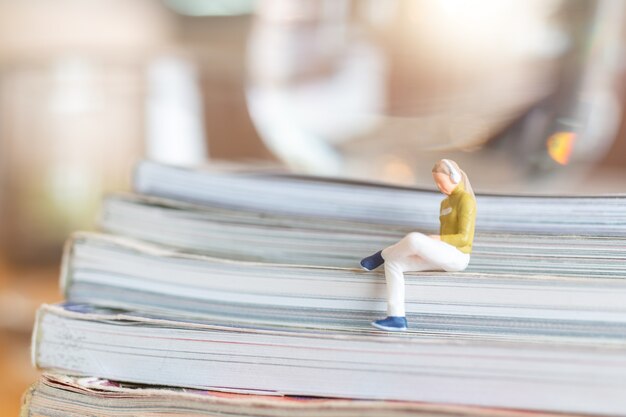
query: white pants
381 232 470 317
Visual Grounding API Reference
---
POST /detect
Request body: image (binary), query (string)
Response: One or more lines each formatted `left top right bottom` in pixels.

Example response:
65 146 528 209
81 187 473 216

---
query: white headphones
442 159 461 184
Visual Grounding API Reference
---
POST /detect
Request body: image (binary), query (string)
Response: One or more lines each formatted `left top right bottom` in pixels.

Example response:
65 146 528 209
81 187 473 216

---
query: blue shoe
360 250 384 271
371 316 408 332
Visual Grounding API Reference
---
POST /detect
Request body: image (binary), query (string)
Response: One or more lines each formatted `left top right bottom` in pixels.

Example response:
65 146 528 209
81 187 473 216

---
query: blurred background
2 0 626 414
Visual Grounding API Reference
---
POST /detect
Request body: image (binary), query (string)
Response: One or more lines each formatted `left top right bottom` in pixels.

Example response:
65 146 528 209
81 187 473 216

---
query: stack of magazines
22 160 626 416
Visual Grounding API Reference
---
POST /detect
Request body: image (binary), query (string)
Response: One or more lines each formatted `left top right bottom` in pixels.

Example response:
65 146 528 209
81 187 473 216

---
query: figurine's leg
400 232 469 272
381 232 441 271
404 255 439 272
382 232 432 262
383 259 407 317
382 252 441 317
371 255 412 331
382 254 434 316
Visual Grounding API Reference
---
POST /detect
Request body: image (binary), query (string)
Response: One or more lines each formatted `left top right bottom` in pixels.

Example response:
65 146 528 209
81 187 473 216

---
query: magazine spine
19 382 36 417
59 234 78 298
30 306 48 369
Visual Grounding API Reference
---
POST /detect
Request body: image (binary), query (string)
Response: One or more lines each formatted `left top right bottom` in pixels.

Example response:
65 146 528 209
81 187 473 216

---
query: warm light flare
547 131 575 165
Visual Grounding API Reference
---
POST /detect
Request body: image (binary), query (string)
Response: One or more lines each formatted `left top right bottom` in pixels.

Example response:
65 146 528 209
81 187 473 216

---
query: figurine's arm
432 201 445 240
440 195 476 247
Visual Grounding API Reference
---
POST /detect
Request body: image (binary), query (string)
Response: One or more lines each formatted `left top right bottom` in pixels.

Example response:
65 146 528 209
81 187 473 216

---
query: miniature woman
360 159 477 331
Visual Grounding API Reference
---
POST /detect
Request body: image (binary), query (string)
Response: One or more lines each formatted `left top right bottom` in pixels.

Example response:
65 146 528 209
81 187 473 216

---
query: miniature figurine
360 159 477 331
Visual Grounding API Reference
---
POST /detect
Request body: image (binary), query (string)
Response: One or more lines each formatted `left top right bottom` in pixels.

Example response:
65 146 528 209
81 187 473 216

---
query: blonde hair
432 159 475 200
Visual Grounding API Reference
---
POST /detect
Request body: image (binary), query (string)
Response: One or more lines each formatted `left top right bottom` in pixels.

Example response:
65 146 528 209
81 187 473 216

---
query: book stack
21 160 626 416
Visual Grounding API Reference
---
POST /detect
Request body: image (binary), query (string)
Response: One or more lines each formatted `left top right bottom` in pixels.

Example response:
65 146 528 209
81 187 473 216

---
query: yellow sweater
439 182 476 254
